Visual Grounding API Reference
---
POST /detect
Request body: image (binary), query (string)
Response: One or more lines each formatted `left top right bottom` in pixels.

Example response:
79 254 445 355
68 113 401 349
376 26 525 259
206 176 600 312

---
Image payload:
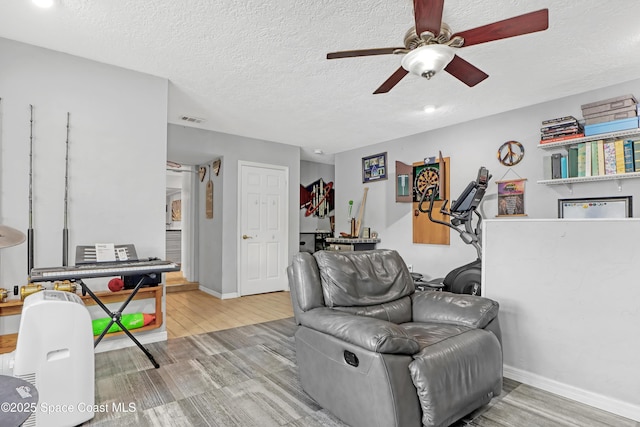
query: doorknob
242 234 252 240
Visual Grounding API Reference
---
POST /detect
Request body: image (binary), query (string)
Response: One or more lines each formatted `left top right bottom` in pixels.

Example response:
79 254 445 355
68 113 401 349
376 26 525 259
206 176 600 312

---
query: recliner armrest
298 308 419 355
412 291 499 329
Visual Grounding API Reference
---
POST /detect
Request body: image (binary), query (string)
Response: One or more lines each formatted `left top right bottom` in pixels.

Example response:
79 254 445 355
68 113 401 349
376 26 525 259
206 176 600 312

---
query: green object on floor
92 313 155 335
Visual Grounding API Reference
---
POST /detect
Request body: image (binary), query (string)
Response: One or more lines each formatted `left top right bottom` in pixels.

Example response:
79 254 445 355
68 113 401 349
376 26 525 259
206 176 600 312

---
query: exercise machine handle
417 184 451 228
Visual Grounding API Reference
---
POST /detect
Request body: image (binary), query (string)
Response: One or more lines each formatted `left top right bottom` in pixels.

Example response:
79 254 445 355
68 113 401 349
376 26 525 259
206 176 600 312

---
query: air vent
180 115 205 124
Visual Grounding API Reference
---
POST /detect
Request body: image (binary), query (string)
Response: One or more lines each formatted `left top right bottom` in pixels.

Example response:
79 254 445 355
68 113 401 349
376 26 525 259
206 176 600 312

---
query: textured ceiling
2 1 640 164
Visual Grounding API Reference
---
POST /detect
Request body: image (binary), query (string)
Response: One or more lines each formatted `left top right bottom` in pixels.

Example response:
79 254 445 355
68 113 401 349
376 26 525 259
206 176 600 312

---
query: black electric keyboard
30 259 179 282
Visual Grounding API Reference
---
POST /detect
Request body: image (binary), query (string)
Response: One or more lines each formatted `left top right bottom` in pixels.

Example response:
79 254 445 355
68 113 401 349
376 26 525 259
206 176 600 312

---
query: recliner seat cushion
314 249 414 307
333 296 413 324
298 308 419 354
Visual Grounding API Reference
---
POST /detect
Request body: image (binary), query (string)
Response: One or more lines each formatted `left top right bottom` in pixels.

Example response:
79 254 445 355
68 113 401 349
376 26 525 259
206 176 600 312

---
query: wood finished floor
165 290 294 339
87 317 638 427
81 290 638 426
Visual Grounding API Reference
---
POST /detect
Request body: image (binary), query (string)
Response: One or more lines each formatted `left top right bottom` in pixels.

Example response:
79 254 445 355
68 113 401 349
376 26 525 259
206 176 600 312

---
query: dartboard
414 167 440 201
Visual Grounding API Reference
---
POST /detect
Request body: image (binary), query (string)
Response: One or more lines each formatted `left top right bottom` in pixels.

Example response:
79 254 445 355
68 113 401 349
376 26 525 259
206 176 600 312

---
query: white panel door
239 162 288 296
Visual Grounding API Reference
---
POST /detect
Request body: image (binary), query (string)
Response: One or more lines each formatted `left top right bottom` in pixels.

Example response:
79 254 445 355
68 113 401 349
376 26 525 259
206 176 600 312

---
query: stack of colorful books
540 116 584 143
581 94 639 136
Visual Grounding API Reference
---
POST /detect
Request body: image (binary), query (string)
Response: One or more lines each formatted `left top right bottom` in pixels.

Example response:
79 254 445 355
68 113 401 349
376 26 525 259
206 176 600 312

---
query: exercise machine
417 166 491 295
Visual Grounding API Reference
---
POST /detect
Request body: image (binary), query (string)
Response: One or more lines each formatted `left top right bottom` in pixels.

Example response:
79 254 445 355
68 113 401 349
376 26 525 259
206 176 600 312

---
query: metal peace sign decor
497 141 525 166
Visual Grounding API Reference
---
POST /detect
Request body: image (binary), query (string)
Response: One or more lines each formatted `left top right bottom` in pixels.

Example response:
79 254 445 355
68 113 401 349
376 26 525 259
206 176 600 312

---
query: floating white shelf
537 128 640 190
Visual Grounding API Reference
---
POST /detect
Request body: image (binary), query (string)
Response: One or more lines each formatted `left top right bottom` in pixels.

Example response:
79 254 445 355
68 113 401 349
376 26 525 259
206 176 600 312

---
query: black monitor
450 167 489 214
451 183 478 213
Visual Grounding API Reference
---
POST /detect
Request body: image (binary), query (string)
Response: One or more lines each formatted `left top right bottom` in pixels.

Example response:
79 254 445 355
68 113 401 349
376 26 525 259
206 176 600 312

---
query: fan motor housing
400 22 463 52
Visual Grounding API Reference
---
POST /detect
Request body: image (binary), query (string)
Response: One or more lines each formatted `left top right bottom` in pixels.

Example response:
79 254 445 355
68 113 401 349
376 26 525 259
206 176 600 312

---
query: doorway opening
166 164 199 292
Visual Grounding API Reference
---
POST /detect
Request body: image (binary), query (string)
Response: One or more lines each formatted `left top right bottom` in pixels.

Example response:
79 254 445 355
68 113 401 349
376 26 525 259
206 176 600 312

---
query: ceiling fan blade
414 0 445 36
373 67 409 94
452 9 549 47
327 48 404 60
444 55 489 87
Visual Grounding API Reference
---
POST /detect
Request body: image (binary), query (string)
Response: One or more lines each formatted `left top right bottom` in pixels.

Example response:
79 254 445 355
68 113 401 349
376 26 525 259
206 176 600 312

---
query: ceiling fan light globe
401 45 455 79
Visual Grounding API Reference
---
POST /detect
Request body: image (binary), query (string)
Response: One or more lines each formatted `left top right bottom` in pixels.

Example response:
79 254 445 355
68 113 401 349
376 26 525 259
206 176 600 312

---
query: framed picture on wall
362 152 387 183
496 178 527 217
171 199 182 221
558 196 632 218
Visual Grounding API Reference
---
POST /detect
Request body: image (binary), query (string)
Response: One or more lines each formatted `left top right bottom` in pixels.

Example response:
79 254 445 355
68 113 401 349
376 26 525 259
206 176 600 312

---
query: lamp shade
0 225 26 249
401 45 455 79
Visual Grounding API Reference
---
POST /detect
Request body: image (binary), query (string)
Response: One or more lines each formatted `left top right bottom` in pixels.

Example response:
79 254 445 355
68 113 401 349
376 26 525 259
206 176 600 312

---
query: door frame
236 160 289 296
182 165 198 283
166 165 198 283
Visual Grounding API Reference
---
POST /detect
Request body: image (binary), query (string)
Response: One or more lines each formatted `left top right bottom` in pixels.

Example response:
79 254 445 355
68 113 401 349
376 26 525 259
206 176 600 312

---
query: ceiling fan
327 0 549 94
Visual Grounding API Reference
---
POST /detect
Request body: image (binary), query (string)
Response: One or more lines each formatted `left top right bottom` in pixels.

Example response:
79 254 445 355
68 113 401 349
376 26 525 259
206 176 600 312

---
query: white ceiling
2 1 640 165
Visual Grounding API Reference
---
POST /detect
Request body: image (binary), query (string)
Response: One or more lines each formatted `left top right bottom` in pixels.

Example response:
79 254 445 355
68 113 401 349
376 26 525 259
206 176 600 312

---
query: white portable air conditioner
12 290 95 427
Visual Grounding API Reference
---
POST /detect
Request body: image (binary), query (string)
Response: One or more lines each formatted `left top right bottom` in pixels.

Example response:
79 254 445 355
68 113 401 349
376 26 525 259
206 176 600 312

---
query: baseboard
504 365 640 422
94 330 168 353
198 285 238 300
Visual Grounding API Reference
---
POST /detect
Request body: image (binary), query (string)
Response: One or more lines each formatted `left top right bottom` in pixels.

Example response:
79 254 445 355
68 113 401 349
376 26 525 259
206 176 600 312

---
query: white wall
167 125 300 297
300 160 335 232
334 78 640 281
483 219 640 421
0 38 168 345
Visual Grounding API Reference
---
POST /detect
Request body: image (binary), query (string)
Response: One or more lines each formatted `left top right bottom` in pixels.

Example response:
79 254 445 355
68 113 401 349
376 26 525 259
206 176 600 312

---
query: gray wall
300 160 335 232
483 218 640 420
0 38 168 339
167 125 300 297
334 78 640 280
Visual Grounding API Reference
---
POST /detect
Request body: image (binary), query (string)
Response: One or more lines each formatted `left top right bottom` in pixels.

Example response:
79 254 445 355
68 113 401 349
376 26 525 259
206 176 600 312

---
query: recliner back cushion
314 249 414 307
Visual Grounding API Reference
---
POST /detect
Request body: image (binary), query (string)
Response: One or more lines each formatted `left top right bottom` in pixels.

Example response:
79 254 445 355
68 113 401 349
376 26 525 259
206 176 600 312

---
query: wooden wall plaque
206 179 213 219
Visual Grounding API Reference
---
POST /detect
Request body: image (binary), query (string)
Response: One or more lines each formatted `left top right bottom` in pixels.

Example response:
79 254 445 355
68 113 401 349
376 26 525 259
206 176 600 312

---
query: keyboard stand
79 275 160 369
30 255 178 369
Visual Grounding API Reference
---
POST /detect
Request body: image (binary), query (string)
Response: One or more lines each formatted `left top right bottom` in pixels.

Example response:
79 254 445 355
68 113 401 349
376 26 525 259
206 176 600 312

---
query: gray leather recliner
287 249 503 427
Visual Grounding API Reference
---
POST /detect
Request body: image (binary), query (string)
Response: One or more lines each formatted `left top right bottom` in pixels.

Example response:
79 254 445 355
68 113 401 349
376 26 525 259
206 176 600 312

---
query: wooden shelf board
0 300 25 317
0 333 18 354
0 285 163 354
80 286 162 306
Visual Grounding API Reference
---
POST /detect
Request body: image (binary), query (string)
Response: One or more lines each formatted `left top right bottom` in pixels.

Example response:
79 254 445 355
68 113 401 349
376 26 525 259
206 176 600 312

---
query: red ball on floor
108 278 124 292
